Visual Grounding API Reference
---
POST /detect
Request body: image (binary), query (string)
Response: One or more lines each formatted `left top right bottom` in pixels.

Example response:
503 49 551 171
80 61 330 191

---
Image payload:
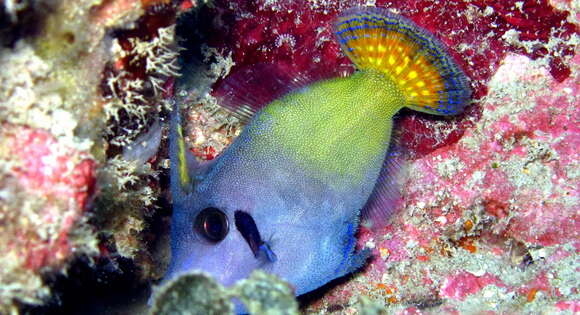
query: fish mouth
234 210 277 263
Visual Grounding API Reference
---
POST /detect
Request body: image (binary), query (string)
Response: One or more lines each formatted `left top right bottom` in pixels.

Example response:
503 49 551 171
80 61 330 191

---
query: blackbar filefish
164 6 470 309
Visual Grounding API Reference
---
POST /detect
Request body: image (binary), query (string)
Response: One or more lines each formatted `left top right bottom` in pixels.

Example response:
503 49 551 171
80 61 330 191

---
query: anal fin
361 141 408 230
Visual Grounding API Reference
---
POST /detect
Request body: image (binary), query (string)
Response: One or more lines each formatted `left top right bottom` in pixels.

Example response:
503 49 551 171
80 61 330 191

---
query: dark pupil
195 207 228 242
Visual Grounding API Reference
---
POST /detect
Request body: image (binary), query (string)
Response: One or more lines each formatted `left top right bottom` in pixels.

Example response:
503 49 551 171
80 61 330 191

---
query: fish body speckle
164 6 471 308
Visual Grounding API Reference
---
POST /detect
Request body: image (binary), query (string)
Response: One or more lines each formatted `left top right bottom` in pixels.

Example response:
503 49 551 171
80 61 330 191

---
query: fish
164 5 471 308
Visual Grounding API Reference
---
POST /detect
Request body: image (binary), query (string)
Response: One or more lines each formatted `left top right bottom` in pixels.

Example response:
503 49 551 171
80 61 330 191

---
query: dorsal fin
168 98 195 200
361 139 408 230
212 63 354 123
169 99 216 201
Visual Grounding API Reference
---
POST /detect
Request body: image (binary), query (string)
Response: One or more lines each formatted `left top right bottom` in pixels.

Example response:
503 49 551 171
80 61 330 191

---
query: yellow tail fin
335 7 471 115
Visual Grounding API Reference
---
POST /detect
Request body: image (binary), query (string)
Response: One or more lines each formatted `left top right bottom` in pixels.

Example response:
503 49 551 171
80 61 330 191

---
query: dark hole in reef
62 32 75 44
23 255 151 315
412 298 444 310
174 3 231 93
521 252 534 268
326 303 346 312
0 0 49 47
25 171 172 315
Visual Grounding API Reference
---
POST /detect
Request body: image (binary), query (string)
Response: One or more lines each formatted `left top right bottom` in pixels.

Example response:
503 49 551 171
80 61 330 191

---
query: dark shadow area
24 256 150 315
298 273 358 312
0 0 50 47
298 254 373 312
174 6 214 91
25 170 172 315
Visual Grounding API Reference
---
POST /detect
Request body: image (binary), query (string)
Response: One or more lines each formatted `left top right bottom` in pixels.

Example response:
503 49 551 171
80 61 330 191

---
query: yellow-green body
253 70 404 188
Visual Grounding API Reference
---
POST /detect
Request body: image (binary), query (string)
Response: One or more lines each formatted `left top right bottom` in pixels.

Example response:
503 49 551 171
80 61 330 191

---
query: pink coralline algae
403 53 579 248
556 301 580 312
0 124 97 309
1 125 96 271
440 272 506 301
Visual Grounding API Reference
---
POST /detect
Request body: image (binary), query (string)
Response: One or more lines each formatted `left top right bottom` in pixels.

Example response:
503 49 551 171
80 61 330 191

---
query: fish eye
194 207 229 242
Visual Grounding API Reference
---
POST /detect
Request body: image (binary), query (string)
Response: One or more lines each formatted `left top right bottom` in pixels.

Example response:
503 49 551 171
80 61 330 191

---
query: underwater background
0 0 578 314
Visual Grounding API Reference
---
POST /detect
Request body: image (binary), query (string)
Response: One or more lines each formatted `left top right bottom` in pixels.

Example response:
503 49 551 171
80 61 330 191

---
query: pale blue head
164 117 371 298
